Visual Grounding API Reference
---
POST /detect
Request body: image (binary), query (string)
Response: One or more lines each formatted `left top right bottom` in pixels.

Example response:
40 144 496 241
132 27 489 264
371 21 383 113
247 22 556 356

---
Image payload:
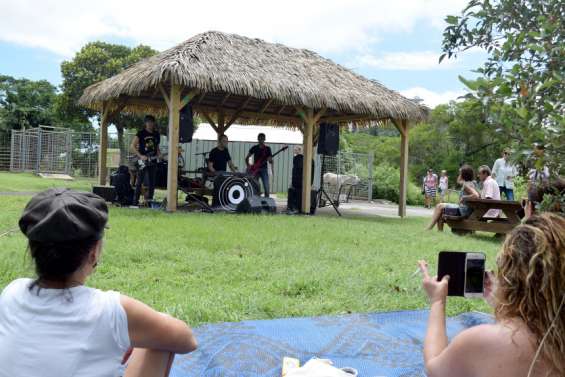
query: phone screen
465 258 485 294
438 251 466 296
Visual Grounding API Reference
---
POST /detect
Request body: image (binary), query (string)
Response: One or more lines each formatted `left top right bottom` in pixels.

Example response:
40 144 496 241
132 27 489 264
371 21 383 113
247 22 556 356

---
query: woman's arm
418 261 477 377
120 295 197 354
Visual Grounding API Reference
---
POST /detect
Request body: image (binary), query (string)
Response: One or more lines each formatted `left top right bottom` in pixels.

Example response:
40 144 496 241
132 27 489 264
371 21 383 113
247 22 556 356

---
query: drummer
207 134 238 175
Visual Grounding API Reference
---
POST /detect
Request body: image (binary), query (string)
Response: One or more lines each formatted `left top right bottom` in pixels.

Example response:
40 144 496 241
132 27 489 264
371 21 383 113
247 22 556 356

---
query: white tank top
0 278 130 377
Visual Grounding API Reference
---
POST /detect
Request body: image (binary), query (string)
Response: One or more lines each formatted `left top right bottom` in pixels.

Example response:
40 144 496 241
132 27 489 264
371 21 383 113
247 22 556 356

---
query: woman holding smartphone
418 212 565 377
0 189 197 377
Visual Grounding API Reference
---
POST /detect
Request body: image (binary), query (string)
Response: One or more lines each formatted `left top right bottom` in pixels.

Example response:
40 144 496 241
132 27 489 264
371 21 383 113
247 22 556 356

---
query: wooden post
217 109 225 136
301 108 314 213
398 120 409 217
98 102 110 185
166 83 181 212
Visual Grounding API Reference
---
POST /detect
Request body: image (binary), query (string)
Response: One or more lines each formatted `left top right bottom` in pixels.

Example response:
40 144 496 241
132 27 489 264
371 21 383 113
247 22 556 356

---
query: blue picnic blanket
170 310 492 377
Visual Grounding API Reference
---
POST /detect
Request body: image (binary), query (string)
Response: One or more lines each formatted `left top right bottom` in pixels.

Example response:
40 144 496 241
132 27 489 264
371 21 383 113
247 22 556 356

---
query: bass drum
213 174 259 211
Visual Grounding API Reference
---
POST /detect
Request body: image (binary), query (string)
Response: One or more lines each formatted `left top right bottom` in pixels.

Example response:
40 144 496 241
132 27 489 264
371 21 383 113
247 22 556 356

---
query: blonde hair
495 213 565 375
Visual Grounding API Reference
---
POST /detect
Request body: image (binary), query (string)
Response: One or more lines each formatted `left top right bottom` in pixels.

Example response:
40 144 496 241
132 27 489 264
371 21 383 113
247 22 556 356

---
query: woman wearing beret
0 189 197 377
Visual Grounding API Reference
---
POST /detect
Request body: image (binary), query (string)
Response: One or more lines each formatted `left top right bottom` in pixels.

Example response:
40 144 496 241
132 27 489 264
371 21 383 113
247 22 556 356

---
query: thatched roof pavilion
80 31 427 215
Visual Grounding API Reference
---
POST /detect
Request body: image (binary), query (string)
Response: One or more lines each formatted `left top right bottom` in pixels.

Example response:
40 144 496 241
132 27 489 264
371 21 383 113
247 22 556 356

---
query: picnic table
443 198 523 235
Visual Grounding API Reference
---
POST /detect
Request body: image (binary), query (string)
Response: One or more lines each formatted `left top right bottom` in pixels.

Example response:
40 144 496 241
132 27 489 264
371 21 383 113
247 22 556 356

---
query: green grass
0 172 96 192
0 173 503 327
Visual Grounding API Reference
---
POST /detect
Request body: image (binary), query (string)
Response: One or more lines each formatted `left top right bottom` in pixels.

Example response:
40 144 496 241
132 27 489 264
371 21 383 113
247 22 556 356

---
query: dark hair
459 165 475 182
28 238 98 286
258 133 266 139
144 115 156 123
218 134 228 142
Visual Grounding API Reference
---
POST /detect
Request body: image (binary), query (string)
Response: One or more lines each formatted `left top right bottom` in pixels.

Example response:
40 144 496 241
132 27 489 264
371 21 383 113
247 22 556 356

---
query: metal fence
0 133 10 171
4 127 375 200
314 152 374 201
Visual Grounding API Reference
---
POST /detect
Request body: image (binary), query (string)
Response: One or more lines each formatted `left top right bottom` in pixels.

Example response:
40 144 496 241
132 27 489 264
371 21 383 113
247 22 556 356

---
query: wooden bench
443 198 523 235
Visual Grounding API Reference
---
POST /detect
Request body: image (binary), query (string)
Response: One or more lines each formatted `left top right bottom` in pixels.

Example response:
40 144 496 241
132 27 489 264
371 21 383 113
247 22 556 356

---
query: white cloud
0 0 468 57
354 51 457 70
400 87 466 108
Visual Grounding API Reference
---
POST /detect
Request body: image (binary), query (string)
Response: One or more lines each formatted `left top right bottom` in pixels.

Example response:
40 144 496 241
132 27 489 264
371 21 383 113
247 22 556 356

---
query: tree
0 75 58 135
59 42 158 163
441 0 564 175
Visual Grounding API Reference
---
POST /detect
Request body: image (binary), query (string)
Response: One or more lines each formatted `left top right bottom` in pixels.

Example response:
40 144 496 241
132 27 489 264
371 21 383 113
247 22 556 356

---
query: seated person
478 165 501 218
0 189 197 377
208 134 237 176
427 165 480 231
418 212 565 377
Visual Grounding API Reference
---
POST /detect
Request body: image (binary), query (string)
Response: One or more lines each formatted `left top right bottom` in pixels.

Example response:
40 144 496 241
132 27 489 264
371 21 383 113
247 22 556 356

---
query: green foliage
441 0 564 175
58 42 158 131
0 75 58 135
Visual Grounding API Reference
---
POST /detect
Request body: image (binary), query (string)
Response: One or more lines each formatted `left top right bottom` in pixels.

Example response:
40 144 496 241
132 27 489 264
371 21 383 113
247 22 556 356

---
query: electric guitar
247 145 288 176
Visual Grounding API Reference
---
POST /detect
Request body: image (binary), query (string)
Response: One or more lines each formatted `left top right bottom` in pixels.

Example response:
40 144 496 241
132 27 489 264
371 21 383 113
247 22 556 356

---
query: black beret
19 188 108 242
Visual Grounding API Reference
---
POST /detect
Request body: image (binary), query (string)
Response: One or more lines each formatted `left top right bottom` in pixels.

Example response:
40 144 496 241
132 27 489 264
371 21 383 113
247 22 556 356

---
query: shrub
371 163 424 206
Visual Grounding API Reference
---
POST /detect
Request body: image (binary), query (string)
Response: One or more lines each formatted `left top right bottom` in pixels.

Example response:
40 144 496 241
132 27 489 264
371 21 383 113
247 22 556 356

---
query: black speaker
317 123 339 156
287 187 318 215
236 195 277 214
92 185 116 202
179 104 194 143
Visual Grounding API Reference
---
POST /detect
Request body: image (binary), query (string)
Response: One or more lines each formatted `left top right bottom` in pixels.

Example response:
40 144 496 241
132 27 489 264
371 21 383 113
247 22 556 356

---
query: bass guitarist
245 133 273 197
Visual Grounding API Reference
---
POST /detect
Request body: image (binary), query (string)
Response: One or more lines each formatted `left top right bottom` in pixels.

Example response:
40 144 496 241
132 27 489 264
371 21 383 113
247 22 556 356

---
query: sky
0 0 486 108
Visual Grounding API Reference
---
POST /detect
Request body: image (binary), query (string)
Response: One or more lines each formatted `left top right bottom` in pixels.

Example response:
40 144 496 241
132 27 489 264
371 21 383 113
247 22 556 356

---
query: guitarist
130 115 161 206
245 133 273 197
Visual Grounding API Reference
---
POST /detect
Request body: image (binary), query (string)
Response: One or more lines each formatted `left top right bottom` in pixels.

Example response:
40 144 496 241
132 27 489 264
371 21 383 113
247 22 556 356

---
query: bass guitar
247 145 288 176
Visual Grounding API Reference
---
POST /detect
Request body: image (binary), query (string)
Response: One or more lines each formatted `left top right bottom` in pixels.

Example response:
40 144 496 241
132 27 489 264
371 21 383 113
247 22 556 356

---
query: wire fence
2 127 375 201
314 152 373 201
0 133 10 171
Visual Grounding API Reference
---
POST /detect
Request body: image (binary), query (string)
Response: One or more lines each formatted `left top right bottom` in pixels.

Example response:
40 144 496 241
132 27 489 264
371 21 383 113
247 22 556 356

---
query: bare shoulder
453 322 533 355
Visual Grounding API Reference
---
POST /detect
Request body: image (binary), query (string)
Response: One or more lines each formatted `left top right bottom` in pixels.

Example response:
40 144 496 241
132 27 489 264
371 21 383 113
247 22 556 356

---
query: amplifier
287 187 318 215
236 195 277 214
92 185 116 202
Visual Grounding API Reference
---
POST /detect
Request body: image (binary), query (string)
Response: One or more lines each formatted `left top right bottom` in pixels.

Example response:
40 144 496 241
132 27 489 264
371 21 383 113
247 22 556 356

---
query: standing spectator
438 170 449 202
423 169 438 209
528 144 550 188
478 165 501 218
492 149 517 200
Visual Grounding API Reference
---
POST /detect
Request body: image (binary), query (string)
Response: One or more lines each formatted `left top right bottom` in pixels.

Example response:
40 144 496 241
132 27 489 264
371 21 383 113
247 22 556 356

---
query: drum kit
179 151 259 212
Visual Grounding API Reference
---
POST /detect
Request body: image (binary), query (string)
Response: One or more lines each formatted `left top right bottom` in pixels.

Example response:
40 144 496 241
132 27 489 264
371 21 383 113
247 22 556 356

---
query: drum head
216 175 258 211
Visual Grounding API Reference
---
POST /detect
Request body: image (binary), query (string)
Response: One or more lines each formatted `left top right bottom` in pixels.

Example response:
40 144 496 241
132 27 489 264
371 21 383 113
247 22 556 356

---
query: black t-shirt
136 129 160 157
208 147 232 172
249 144 272 169
292 154 315 188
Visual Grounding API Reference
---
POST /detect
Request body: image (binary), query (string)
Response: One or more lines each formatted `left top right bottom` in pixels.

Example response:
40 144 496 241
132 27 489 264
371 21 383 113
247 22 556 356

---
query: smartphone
437 251 486 297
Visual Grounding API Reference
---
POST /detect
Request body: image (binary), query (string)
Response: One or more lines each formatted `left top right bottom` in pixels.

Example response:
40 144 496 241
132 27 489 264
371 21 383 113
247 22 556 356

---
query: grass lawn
0 173 503 327
0 172 96 192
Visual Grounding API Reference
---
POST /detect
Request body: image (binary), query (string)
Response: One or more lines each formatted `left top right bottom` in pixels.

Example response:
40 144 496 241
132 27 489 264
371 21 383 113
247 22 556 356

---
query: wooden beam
391 118 406 137
320 114 389 123
277 105 286 115
196 104 302 124
201 111 219 133
98 102 110 185
301 108 315 213
217 109 225 135
159 83 171 110
219 93 231 107
259 99 273 113
196 92 206 105
225 97 252 130
398 119 409 218
180 89 199 109
166 83 181 212
313 107 327 123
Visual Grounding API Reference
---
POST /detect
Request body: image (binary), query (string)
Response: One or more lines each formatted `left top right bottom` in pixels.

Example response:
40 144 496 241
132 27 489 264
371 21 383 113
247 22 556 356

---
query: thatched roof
79 31 427 126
